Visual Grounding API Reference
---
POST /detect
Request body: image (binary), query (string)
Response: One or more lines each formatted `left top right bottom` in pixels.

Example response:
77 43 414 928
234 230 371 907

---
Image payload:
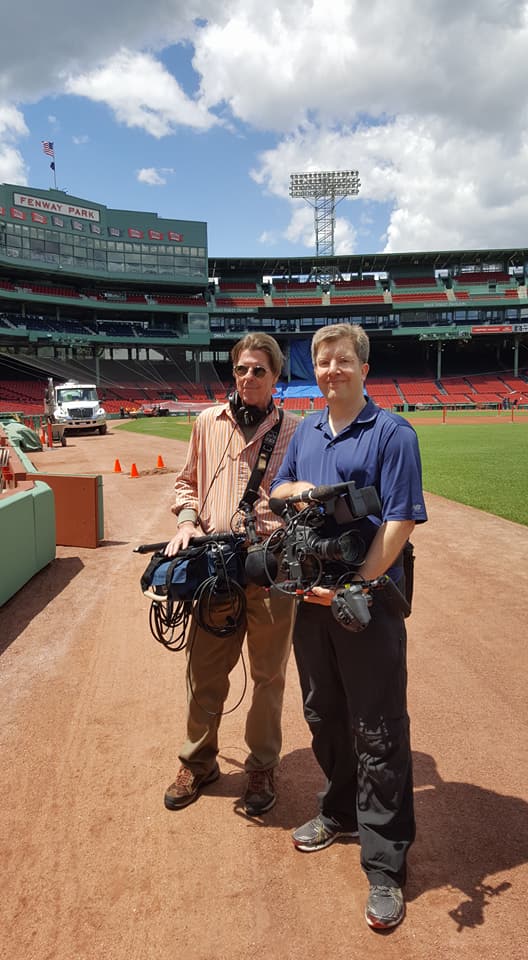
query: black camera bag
141 539 246 603
402 540 415 616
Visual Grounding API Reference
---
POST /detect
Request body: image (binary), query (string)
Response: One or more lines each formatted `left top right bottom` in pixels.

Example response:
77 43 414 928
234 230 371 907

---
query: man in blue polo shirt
272 323 427 931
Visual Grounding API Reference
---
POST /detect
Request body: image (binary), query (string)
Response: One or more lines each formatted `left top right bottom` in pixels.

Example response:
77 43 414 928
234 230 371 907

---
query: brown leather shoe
164 763 220 810
244 768 276 816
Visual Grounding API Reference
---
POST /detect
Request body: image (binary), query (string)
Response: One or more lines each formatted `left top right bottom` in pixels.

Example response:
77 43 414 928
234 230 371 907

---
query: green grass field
117 416 196 443
413 422 527 525
116 415 528 526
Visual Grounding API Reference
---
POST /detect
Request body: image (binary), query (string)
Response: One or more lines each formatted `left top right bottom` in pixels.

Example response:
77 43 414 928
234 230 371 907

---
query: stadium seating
468 376 509 392
28 284 81 298
397 379 439 393
452 271 511 284
501 377 528 391
271 297 323 307
392 291 448 303
215 297 265 308
329 294 385 305
155 294 206 305
2 369 527 417
218 280 260 291
333 278 378 289
282 397 311 410
273 280 319 290
398 380 441 403
471 393 502 404
391 276 437 286
439 395 473 404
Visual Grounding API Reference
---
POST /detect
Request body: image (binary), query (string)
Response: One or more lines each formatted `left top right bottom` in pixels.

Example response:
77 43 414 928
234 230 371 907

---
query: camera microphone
270 485 349 512
284 481 381 519
289 482 353 504
269 496 289 517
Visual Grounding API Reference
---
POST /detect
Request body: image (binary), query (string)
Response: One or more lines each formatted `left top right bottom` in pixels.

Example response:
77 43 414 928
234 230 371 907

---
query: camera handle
331 574 411 632
134 534 235 554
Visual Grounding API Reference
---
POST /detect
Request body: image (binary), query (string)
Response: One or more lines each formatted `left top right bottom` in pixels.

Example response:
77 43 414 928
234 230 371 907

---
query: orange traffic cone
130 462 139 478
156 454 165 468
113 458 122 473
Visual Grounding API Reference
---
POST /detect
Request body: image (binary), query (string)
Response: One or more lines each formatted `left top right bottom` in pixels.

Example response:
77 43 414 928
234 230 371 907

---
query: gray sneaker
365 885 405 930
292 814 359 852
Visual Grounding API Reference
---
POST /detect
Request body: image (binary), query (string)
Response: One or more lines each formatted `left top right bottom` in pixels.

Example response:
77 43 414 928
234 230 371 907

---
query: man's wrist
177 509 198 527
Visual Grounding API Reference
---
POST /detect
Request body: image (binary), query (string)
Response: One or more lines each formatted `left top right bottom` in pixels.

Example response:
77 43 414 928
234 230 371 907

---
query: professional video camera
243 479 411 632
244 480 381 593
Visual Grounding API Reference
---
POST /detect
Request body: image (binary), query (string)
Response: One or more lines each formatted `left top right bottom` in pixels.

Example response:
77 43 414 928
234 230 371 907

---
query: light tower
289 169 360 281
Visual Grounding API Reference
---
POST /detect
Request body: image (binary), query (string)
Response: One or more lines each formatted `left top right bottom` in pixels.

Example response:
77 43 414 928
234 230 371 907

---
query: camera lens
308 529 365 564
335 531 365 564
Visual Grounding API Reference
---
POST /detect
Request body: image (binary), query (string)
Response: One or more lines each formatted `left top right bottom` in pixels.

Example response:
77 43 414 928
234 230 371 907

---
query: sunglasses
233 364 269 379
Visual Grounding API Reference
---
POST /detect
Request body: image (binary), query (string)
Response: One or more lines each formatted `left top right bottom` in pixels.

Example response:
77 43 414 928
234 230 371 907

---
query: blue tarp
283 384 322 398
290 340 314 380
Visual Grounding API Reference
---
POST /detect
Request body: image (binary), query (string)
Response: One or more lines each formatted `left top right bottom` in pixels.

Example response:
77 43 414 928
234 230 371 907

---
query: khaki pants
178 584 294 775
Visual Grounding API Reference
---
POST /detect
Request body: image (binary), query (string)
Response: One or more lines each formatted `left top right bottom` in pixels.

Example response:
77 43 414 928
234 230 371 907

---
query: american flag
42 140 54 158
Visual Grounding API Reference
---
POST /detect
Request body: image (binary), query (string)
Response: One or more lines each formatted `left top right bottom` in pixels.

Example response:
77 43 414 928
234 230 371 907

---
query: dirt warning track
0 424 527 960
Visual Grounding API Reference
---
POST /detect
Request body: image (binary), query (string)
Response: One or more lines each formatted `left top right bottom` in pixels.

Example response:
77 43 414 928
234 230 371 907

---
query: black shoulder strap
240 408 284 508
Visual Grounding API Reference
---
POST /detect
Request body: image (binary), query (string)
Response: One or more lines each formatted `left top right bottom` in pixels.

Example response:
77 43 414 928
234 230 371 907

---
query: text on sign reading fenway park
13 193 100 222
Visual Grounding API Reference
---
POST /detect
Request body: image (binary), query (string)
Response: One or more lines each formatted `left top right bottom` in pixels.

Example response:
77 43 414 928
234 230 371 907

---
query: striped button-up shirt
171 403 299 538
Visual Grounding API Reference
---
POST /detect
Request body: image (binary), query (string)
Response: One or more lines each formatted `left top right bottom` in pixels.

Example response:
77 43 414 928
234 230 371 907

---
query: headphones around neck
229 391 274 427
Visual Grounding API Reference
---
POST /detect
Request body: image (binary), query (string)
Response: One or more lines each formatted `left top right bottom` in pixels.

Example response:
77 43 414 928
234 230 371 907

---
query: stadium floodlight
289 170 360 200
289 170 361 278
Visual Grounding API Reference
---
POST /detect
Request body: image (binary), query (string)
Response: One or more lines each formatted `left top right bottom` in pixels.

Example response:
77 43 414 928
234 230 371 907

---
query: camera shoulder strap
240 407 284 508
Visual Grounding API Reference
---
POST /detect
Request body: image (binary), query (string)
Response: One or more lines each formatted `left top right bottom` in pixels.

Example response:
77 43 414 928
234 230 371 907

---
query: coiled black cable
149 596 190 651
144 536 249 714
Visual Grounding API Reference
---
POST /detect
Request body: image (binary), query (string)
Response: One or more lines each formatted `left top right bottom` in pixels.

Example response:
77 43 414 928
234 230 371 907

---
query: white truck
45 378 107 435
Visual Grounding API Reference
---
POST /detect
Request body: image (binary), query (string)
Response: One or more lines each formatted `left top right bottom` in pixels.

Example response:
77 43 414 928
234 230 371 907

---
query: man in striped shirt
163 333 298 816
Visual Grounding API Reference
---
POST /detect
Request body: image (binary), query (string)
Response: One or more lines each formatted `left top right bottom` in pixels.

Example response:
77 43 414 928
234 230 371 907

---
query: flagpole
41 140 57 189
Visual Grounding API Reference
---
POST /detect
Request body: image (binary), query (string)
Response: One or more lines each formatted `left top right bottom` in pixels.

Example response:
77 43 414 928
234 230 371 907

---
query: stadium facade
1 183 527 411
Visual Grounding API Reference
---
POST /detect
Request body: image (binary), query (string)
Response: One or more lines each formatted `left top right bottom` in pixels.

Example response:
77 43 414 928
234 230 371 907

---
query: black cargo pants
293 591 415 888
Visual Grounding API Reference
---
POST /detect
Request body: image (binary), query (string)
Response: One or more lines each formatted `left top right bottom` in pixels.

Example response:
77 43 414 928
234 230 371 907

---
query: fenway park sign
13 192 100 222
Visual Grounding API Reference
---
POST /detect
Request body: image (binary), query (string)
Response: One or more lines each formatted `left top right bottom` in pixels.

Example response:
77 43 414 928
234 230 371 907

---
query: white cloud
137 167 167 186
258 229 278 246
192 0 528 135
0 104 29 183
251 110 528 253
0 145 28 185
3 2 528 252
72 134 89 145
0 103 29 139
284 205 316 249
0 1 213 101
65 49 219 137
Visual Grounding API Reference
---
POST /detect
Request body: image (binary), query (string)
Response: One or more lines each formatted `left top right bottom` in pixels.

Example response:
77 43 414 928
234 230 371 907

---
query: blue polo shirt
271 399 427 556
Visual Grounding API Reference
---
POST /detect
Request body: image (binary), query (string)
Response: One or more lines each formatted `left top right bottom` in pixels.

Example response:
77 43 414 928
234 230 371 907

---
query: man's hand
303 585 336 606
271 480 314 501
164 521 198 556
304 574 365 606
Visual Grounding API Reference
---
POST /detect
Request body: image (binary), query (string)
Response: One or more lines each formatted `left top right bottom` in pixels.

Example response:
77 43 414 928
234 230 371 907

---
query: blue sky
3 1 528 260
